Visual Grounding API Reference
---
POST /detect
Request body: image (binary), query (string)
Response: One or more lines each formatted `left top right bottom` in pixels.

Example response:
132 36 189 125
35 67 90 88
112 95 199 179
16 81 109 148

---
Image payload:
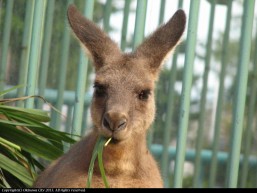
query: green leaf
0 85 24 98
0 105 50 122
0 137 21 151
0 123 63 161
0 153 34 187
7 113 76 144
0 119 39 128
0 170 11 188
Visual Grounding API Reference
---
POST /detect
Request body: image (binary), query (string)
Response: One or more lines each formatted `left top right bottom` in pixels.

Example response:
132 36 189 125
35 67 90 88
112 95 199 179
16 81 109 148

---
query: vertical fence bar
25 0 46 109
65 105 73 133
16 1 34 107
158 0 169 186
161 0 184 188
193 0 215 188
209 0 232 187
103 0 112 33
71 0 95 137
255 163 257 188
240 20 257 188
120 0 131 51
226 0 255 188
51 0 73 129
161 53 178 187
37 0 56 109
158 0 166 25
0 0 14 93
147 0 167 149
173 0 200 188
81 104 89 135
132 0 147 49
132 0 148 145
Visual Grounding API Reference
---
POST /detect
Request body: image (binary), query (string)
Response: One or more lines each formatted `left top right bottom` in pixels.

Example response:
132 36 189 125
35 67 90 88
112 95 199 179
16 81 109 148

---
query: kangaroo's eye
138 89 151 101
93 83 107 97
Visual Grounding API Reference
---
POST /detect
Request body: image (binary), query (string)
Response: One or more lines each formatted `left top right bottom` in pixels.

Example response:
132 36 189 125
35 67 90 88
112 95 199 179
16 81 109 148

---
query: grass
87 136 111 188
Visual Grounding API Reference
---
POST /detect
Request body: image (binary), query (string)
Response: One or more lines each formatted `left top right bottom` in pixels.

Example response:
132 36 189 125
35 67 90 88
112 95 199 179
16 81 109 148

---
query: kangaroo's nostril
102 112 127 131
117 119 127 130
103 116 111 130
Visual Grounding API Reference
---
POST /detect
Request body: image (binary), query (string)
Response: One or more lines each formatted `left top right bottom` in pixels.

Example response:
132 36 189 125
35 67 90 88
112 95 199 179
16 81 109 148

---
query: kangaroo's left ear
134 9 186 73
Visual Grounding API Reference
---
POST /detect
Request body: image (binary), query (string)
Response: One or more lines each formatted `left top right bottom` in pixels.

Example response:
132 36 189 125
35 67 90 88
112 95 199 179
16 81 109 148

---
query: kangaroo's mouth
109 137 119 144
99 128 130 144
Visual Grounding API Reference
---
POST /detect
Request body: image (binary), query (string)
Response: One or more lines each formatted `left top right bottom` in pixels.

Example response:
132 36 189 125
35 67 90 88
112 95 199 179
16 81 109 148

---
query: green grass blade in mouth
98 137 109 188
87 137 101 188
87 136 111 188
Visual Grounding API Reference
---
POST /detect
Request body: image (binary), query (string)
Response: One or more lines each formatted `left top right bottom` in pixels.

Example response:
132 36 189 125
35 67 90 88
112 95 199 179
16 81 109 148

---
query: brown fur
33 5 186 188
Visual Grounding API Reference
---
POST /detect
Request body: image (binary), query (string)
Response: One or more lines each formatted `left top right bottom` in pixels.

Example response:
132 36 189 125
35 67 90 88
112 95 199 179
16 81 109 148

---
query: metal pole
37 0 56 109
161 0 184 188
226 0 255 188
51 0 73 129
25 0 46 108
193 0 215 188
0 0 14 93
16 0 34 107
133 0 147 49
71 0 95 137
173 0 200 188
209 0 232 187
103 0 112 33
158 0 166 25
120 0 131 51
240 18 257 188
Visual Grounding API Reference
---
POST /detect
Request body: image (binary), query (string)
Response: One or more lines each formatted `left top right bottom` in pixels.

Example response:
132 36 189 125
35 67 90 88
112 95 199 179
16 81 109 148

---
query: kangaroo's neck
90 130 149 176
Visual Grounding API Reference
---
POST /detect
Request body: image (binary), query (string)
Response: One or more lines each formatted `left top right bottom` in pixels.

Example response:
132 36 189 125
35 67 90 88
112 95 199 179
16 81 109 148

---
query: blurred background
0 0 257 188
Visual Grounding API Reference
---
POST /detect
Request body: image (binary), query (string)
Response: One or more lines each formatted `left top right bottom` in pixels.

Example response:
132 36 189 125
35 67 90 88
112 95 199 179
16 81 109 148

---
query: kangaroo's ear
135 9 186 74
67 5 121 70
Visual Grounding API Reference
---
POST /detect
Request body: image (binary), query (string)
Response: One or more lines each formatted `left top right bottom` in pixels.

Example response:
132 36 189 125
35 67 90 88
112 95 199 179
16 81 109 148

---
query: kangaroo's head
67 5 186 143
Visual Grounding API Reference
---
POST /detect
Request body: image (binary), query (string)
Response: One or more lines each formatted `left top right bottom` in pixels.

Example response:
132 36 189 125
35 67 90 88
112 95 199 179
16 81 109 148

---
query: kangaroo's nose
103 112 127 131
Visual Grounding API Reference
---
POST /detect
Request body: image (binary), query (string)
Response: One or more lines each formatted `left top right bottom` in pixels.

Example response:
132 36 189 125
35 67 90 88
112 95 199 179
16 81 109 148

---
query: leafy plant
0 86 77 188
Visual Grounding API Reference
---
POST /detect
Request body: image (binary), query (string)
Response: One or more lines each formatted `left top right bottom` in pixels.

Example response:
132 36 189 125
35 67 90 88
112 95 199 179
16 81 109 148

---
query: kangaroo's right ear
67 5 121 71
134 9 186 75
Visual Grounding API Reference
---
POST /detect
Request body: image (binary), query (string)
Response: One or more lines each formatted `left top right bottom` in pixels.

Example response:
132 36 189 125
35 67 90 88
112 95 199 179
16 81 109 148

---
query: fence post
132 0 147 49
16 1 34 107
71 0 95 137
240 15 257 189
173 0 200 188
51 0 74 129
226 0 255 188
103 0 112 33
37 0 56 109
161 0 184 188
25 0 46 108
193 0 216 188
209 0 232 187
0 0 14 93
120 0 131 51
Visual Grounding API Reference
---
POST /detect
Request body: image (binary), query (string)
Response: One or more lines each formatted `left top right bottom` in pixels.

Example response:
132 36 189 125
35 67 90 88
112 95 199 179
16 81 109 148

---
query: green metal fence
1 0 257 188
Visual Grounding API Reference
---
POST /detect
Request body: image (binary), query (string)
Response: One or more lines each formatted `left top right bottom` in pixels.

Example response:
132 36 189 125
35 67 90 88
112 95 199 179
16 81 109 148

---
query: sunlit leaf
0 137 21 151
0 105 50 122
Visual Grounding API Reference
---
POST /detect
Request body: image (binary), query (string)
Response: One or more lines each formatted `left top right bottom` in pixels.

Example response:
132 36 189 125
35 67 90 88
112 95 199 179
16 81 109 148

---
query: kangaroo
33 4 186 188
